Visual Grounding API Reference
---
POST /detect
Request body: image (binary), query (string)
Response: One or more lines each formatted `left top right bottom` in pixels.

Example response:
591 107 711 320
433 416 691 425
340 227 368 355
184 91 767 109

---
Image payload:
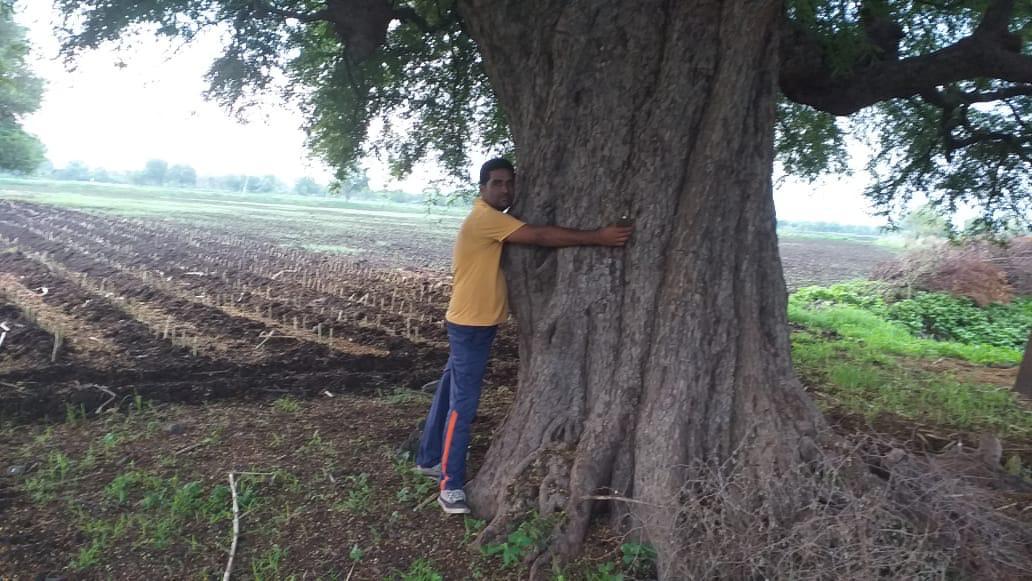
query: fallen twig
414 491 439 511
254 331 274 350
580 494 660 507
173 440 208 456
223 472 240 581
93 385 118 414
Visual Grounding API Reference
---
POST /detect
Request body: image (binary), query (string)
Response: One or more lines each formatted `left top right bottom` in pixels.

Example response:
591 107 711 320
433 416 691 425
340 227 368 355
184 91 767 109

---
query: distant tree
383 189 420 204
166 164 197 187
90 167 113 183
336 168 370 201
53 160 90 181
138 159 168 185
248 174 286 193
901 205 950 242
0 1 45 173
293 176 324 195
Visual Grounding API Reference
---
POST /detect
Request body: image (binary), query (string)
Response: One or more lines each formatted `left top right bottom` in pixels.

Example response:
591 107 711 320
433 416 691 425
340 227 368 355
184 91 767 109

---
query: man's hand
595 224 634 246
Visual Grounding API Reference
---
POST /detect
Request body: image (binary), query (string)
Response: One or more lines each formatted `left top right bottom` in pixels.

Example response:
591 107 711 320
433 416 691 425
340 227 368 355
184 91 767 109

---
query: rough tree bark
459 0 825 577
1015 330 1032 399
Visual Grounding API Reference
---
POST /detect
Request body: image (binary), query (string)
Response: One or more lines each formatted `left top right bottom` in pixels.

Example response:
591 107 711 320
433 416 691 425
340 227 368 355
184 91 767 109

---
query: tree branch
780 0 1029 115
958 84 1032 104
919 87 1032 161
393 5 432 32
251 0 332 23
974 0 1014 35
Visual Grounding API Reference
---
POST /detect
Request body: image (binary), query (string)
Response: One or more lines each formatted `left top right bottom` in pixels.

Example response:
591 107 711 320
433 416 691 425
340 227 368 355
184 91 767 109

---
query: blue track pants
416 322 498 491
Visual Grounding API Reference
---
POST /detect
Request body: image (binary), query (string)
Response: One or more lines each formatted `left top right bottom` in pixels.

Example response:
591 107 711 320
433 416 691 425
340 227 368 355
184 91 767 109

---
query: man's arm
505 224 633 247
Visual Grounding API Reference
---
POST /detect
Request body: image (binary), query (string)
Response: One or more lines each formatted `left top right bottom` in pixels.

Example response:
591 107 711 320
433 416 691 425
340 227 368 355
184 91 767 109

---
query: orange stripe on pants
440 410 459 491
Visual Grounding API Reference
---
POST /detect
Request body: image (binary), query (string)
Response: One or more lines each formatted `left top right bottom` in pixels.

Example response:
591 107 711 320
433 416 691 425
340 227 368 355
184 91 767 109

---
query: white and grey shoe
438 488 471 514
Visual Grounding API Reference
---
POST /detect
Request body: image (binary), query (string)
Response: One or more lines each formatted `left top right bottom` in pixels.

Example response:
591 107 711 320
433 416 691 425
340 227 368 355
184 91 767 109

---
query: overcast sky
15 1 885 226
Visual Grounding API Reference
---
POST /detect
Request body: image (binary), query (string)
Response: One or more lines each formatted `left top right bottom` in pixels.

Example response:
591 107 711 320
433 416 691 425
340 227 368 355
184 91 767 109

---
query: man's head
478 157 515 211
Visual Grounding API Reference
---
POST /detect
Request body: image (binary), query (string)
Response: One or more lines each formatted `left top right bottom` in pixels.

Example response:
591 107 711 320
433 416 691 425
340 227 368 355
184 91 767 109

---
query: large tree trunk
1015 330 1032 399
459 0 825 577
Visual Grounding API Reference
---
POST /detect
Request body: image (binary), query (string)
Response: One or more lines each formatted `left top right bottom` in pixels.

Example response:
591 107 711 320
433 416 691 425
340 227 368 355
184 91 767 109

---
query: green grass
333 473 372 514
252 544 288 581
788 302 1024 366
790 281 1031 353
791 329 1030 436
23 450 73 502
788 281 1030 436
273 396 301 413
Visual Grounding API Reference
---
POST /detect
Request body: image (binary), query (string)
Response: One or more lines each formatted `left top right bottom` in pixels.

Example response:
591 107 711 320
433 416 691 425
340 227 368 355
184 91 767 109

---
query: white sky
15 0 887 226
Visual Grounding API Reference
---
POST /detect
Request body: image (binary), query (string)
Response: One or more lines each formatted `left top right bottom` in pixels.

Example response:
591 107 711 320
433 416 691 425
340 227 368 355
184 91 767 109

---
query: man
416 158 633 514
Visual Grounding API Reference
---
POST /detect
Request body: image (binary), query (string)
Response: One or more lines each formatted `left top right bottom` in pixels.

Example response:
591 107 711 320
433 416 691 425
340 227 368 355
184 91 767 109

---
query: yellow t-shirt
445 198 526 326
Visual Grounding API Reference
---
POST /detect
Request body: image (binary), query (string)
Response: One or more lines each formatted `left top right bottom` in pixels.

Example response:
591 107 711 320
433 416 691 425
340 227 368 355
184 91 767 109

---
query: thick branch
919 87 1032 160
781 0 1029 115
975 0 1014 35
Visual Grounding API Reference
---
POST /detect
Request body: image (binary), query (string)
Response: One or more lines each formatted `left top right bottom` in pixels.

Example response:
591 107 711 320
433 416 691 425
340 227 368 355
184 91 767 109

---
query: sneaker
414 463 441 480
438 488 471 514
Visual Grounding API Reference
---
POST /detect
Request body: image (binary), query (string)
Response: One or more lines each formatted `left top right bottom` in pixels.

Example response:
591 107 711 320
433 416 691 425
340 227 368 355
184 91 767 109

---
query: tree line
32 158 449 204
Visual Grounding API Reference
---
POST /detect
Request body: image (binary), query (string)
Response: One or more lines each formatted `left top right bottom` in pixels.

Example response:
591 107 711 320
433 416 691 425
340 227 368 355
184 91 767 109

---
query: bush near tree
873 237 1032 305
793 281 1032 351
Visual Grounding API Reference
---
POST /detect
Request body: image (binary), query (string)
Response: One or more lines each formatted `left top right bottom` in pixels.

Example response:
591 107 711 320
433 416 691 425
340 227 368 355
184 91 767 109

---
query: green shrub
790 281 1031 353
887 294 1031 349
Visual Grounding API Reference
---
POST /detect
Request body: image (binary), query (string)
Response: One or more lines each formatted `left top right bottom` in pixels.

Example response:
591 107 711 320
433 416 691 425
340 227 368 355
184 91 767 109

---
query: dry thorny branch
604 435 1031 580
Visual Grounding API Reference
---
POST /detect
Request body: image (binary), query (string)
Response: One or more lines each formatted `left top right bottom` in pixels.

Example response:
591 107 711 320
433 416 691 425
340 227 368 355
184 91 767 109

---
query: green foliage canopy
50 0 1031 231
0 1 45 173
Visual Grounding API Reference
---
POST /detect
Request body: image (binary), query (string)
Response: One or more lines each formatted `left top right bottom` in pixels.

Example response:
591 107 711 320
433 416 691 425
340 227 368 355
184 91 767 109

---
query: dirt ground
0 200 1024 580
0 200 886 422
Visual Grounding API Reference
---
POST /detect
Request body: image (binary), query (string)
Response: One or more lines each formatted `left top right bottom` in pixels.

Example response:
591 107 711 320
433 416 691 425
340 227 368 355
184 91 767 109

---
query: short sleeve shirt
445 198 526 326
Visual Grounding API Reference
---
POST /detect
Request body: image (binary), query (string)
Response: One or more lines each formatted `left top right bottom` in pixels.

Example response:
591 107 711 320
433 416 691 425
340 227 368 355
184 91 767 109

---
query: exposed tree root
474 432 1032 580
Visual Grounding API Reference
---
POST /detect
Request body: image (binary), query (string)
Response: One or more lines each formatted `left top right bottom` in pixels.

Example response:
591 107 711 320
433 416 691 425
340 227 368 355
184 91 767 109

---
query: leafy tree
51 0 1032 576
166 163 198 187
52 160 90 182
247 174 286 193
138 159 168 186
336 167 370 201
0 1 45 173
293 176 325 195
901 204 951 242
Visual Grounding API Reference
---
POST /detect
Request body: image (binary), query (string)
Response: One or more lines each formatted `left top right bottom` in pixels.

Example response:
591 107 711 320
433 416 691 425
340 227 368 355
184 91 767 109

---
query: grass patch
790 281 1030 358
789 282 1030 436
333 473 372 514
273 396 301 413
390 558 444 581
381 388 432 406
391 453 435 506
792 329 1031 436
23 451 74 502
788 303 1023 366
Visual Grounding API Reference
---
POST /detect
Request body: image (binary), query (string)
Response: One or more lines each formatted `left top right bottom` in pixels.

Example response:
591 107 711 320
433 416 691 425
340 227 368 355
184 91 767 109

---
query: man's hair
479 158 515 185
